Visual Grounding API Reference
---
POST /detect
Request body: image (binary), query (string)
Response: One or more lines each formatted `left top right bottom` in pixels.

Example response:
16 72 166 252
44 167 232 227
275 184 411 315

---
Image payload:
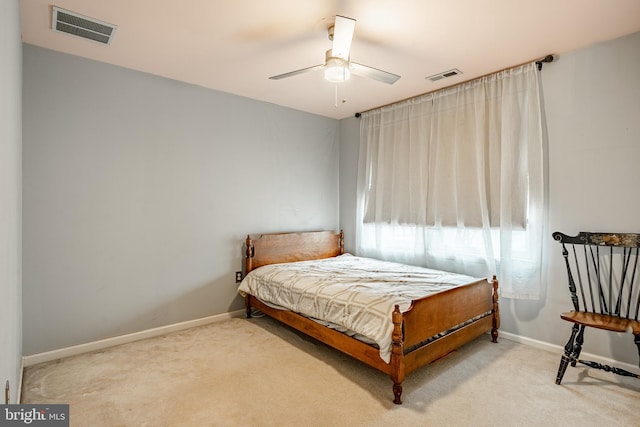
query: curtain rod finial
536 54 557 70
355 112 361 118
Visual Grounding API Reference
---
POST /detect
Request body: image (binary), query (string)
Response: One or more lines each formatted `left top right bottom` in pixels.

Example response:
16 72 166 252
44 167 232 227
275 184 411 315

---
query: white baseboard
22 310 245 367
499 331 639 374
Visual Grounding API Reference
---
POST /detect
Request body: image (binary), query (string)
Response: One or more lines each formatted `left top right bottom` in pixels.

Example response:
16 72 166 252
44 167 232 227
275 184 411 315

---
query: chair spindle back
553 231 640 320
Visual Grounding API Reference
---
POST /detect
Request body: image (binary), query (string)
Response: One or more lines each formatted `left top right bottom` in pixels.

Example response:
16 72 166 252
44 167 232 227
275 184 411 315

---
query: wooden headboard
245 230 344 273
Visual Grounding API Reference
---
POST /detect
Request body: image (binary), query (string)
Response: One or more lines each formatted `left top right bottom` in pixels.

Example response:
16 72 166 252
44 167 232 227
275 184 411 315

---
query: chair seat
561 311 640 334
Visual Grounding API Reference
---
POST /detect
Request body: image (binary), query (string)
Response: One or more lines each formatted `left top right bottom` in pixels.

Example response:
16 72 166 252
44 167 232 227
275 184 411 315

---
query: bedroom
2 0 640 422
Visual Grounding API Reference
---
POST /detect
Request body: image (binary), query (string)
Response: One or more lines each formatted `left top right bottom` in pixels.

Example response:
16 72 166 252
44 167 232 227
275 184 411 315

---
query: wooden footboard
242 230 499 404
388 276 498 403
403 277 499 373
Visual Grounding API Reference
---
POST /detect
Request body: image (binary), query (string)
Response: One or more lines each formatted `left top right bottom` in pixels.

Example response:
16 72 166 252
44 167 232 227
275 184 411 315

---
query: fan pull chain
341 80 347 105
334 83 348 108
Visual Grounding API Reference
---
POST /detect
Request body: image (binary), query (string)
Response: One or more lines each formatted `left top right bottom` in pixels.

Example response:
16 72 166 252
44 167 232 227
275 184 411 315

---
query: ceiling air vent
51 6 117 45
426 68 462 82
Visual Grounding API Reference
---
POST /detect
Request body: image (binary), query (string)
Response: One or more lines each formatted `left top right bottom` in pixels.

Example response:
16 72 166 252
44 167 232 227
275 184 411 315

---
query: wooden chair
553 231 640 384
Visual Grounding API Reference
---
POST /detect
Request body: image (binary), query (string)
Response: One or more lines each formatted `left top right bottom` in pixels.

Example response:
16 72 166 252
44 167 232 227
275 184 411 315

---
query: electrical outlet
235 271 243 283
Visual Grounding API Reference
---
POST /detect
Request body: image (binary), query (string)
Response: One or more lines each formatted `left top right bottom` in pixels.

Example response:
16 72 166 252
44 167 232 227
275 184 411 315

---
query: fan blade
269 64 325 80
332 16 356 60
350 62 401 85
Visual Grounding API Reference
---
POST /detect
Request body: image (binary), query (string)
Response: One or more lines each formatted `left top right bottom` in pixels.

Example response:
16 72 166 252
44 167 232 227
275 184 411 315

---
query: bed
238 230 499 404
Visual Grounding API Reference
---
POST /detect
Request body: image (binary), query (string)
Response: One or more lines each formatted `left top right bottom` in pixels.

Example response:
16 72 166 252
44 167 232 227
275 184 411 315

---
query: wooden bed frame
243 230 500 404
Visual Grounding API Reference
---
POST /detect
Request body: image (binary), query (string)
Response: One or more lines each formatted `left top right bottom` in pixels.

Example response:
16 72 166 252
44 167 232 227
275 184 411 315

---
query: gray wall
339 117 360 253
23 45 339 355
0 0 22 403
339 31 640 365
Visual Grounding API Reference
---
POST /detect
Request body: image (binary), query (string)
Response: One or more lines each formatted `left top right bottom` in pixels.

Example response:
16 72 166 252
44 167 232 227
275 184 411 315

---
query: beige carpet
22 316 639 426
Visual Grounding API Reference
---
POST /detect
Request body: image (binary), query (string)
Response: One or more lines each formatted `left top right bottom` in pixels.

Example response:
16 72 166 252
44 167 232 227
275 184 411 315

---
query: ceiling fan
269 15 400 85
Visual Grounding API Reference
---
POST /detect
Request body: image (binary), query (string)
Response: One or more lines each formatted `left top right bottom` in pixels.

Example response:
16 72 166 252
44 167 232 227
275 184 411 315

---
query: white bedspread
238 254 480 363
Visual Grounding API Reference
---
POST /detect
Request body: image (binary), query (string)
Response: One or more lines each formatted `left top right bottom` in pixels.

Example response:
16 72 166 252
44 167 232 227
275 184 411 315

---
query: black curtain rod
355 54 557 118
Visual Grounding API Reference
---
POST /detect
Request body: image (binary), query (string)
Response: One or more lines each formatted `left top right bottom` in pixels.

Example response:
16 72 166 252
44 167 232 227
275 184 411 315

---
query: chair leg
570 325 585 367
556 324 579 385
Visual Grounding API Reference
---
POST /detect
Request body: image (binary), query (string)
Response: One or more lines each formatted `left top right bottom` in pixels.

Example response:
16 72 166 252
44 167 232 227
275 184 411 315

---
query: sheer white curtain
356 63 545 299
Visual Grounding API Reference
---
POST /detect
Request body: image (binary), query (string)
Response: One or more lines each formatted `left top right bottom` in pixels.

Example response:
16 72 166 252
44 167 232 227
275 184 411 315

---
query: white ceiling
20 0 640 119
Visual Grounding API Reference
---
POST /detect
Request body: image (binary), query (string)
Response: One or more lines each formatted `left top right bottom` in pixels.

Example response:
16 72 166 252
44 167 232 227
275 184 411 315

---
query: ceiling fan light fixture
324 58 351 82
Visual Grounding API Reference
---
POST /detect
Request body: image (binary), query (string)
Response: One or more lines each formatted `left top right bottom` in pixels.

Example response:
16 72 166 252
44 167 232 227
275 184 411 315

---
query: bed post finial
245 235 254 273
339 230 344 254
